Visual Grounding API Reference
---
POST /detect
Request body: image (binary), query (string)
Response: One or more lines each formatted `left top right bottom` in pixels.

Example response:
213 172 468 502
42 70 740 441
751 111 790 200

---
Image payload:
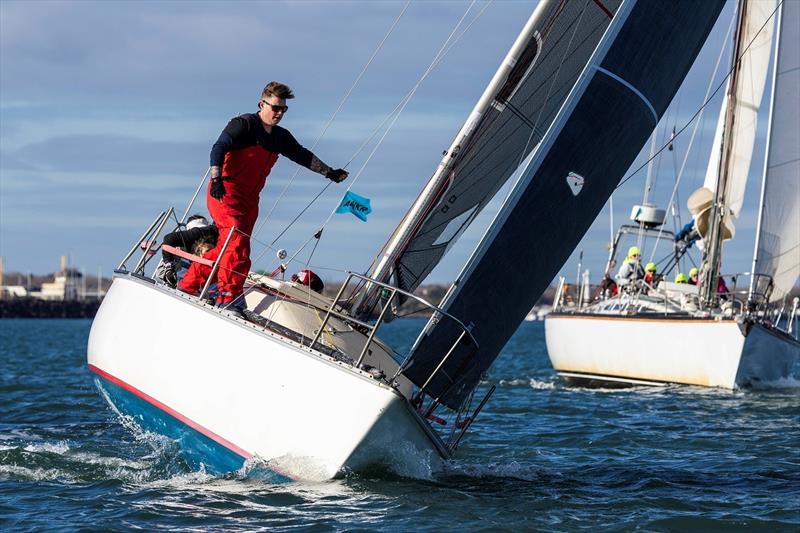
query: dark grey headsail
366 0 621 302
403 0 726 409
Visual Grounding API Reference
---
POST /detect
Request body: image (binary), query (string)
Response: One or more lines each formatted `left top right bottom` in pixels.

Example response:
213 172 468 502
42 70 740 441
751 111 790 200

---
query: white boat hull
88 275 445 481
545 313 799 388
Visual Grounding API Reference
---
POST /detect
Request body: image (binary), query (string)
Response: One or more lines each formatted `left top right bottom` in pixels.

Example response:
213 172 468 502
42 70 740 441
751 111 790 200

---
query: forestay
404 0 726 409
368 0 622 298
751 0 800 303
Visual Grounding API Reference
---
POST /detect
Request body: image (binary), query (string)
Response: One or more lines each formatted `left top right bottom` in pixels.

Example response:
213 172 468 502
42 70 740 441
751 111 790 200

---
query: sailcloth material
700 0 776 226
406 0 726 409
752 0 800 303
371 0 621 296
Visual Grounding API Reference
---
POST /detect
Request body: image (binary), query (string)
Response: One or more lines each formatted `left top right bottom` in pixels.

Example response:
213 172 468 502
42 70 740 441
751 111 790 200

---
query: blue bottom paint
94 375 291 482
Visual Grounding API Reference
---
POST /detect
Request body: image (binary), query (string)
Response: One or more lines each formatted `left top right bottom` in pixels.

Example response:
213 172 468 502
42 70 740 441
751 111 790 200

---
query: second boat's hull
544 313 799 388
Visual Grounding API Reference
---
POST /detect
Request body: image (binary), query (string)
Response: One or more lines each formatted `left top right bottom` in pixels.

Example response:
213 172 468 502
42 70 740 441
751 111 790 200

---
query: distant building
35 267 82 301
1 285 27 298
1 255 106 301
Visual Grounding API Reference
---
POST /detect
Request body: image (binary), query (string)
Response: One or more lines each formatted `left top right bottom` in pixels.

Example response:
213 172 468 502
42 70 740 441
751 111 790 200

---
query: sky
0 0 773 288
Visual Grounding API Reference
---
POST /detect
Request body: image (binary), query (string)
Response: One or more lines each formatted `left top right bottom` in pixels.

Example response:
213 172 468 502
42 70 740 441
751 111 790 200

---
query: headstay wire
614 0 781 192
253 0 491 273
253 0 413 241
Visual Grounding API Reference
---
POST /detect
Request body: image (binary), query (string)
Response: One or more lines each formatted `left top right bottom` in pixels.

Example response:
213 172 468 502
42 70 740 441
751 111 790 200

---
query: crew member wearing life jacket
179 82 348 306
688 267 700 285
616 246 644 286
644 262 658 286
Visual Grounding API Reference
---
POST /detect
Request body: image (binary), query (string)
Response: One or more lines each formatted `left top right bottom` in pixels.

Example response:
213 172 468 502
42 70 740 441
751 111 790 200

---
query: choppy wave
22 441 70 454
496 377 556 389
440 459 548 482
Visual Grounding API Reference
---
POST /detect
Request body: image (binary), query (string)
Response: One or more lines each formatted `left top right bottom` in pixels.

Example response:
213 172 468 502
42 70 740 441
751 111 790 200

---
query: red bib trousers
179 146 279 304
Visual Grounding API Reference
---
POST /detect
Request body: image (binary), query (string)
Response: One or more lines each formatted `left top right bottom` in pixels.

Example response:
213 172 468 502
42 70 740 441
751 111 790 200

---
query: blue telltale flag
335 191 372 222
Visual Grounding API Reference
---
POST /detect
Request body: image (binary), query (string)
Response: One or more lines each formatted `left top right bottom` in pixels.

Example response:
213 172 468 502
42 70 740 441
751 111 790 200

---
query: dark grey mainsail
403 0 726 409
367 0 621 301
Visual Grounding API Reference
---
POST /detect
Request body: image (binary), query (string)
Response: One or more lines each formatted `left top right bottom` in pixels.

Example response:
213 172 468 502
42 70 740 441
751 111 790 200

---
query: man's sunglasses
261 100 288 113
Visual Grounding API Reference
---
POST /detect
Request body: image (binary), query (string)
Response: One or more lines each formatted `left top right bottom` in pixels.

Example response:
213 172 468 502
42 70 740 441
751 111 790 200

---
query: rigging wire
642 10 738 270
290 0 488 271
614 0 780 192
253 0 412 241
252 0 491 273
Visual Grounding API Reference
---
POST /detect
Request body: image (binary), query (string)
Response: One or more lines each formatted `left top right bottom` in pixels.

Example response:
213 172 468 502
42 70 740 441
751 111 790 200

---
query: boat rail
310 271 479 382
554 270 769 319
117 210 171 272
309 271 484 453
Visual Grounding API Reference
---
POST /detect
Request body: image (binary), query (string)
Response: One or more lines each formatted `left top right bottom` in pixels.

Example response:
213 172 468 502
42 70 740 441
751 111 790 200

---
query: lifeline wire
615 0 781 191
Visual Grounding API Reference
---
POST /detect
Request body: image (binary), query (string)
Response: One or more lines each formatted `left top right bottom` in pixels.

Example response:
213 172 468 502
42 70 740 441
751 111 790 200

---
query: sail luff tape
594 66 658 124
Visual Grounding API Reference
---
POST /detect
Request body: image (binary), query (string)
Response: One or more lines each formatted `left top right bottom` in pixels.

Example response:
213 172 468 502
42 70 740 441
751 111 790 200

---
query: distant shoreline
0 298 101 319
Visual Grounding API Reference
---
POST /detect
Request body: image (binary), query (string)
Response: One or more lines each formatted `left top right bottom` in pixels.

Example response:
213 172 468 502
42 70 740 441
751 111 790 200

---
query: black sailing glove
326 168 349 183
210 177 226 200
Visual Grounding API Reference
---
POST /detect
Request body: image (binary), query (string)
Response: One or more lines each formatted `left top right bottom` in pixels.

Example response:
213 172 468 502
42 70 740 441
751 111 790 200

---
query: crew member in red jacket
179 81 348 306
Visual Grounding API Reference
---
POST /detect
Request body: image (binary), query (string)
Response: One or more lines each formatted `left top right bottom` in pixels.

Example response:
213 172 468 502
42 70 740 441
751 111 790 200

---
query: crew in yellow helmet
688 267 700 285
644 262 658 285
617 245 644 286
675 272 688 284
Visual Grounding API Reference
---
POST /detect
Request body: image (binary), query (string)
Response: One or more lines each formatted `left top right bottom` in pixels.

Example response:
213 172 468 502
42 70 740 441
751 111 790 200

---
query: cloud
5 134 206 175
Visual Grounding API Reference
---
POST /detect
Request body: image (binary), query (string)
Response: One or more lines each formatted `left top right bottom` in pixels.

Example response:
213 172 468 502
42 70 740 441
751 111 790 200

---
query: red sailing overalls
179 145 279 304
179 114 315 304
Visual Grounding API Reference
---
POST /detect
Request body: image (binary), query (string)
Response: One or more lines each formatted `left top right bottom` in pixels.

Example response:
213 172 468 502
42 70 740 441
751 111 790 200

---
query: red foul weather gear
179 113 317 304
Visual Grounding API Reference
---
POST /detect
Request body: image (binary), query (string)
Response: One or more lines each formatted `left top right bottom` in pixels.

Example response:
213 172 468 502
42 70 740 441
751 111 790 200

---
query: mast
364 2 550 289
700 0 749 308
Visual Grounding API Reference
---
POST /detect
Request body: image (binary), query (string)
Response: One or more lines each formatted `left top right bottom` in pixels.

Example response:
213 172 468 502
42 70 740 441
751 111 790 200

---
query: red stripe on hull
88 364 253 460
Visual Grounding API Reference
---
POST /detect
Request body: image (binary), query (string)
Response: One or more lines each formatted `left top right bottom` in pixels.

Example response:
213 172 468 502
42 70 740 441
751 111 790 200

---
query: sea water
1 318 798 531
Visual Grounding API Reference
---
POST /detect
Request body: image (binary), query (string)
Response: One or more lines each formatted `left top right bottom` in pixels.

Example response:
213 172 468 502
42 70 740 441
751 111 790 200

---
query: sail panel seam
594 66 658 123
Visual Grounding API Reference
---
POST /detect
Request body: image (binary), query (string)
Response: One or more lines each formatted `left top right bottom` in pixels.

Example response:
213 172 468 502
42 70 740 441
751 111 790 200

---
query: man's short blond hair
261 81 294 100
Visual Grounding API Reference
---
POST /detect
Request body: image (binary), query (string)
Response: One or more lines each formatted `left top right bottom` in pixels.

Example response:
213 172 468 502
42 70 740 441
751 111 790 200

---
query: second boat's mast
701 0 749 308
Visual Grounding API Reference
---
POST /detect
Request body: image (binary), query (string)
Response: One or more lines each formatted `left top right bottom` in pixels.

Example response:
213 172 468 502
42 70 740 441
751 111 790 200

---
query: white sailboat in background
545 0 800 388
88 0 726 481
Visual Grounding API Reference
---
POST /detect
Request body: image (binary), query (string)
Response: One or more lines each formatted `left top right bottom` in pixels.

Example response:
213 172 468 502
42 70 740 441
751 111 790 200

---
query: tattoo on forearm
309 155 332 176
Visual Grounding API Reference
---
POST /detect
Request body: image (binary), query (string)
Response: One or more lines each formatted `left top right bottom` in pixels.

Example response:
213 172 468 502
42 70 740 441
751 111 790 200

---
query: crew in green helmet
644 262 658 285
617 245 644 286
675 272 688 284
688 267 700 285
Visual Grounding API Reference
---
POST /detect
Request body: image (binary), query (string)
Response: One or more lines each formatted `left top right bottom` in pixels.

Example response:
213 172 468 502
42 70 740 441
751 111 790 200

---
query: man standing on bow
179 81 348 307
